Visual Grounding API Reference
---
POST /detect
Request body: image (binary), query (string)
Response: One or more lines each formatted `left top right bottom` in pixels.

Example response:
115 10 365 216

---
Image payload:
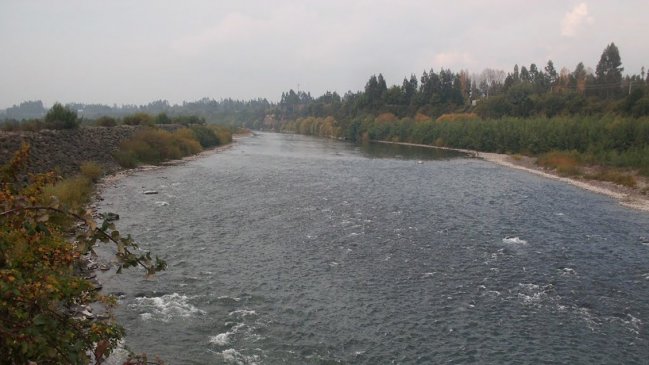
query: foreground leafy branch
0 144 166 364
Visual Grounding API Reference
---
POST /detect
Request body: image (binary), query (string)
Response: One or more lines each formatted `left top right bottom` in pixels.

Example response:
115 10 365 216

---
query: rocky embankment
0 125 179 176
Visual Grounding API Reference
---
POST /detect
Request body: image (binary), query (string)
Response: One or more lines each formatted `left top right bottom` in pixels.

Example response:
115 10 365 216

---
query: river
97 132 649 364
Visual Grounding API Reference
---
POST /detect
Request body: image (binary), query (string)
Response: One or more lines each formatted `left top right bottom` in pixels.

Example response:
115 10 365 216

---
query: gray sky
1 0 647 109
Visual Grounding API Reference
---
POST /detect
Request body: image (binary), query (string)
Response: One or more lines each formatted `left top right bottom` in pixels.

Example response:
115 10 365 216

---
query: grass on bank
113 125 232 168
536 150 637 188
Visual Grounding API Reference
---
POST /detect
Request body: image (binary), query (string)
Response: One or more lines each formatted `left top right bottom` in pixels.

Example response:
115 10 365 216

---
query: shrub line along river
98 132 649 364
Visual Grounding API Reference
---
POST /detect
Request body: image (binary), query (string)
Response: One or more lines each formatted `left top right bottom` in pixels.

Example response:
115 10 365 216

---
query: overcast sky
1 0 647 109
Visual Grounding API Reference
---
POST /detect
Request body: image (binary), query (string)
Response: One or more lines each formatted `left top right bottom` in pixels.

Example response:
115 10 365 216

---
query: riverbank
373 140 649 213
98 131 252 187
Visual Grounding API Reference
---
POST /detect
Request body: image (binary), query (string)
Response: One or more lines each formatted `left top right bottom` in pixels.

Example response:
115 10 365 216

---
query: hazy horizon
2 0 648 109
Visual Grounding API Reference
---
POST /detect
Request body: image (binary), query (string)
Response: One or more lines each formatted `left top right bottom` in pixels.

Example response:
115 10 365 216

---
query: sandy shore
374 140 649 213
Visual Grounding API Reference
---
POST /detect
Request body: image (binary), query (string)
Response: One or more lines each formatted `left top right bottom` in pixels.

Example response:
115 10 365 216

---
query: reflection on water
359 141 469 160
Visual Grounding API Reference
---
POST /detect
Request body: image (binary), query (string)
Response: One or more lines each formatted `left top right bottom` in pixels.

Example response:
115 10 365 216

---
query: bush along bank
0 145 167 364
112 124 232 168
0 120 233 363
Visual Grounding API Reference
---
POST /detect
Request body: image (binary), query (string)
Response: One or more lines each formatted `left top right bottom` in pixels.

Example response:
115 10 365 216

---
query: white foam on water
559 267 577 276
228 309 257 317
217 296 241 302
515 283 551 306
209 332 231 346
421 272 435 278
154 201 169 207
575 307 599 332
130 293 205 322
626 314 643 334
502 236 527 244
140 312 152 321
218 348 260 365
209 323 244 346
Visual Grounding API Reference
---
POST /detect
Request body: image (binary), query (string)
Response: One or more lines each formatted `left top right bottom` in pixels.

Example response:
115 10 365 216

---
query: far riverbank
373 140 649 213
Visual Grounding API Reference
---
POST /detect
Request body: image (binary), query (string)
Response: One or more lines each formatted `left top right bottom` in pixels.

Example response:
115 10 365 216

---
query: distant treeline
0 102 246 132
4 42 649 176
4 43 646 126
252 43 647 129
1 98 270 126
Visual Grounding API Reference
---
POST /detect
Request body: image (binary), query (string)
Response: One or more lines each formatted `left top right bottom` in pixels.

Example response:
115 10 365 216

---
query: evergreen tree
44 103 79 129
545 60 558 90
595 42 624 98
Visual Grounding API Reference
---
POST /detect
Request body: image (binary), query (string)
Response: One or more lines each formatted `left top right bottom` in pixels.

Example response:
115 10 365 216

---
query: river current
98 132 649 364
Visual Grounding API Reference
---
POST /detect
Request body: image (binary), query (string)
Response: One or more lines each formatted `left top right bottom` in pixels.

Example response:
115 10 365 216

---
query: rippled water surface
98 133 649 364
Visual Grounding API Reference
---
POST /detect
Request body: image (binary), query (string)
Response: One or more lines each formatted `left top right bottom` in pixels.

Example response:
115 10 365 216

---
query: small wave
130 293 205 322
209 323 244 346
209 333 231 346
559 267 577 276
217 296 241 302
421 272 436 278
502 236 527 244
228 309 257 318
154 201 169 207
515 283 553 306
218 348 260 365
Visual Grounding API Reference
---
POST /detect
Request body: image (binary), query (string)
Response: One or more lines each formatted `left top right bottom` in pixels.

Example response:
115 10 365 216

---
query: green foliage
585 169 637 188
0 144 166 364
280 116 342 138
42 175 94 213
0 118 45 132
595 43 624 98
122 113 153 126
154 112 171 124
80 161 103 183
95 116 117 127
113 127 204 167
44 103 79 129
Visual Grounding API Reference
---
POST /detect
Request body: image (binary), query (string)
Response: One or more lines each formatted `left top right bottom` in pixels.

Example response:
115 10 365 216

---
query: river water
98 132 649 364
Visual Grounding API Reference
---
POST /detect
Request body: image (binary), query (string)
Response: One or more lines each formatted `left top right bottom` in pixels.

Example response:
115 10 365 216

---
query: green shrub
95 116 117 127
154 112 172 124
44 103 79 129
113 127 204 167
42 175 94 212
585 170 637 188
122 112 153 126
1 144 166 363
80 161 103 182
189 125 219 147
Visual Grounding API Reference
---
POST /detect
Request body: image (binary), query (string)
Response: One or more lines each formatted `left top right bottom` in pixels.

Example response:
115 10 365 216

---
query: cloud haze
561 3 594 37
1 0 648 108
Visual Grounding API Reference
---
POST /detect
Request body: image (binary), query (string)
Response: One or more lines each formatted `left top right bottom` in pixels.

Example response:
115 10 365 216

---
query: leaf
94 339 110 363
